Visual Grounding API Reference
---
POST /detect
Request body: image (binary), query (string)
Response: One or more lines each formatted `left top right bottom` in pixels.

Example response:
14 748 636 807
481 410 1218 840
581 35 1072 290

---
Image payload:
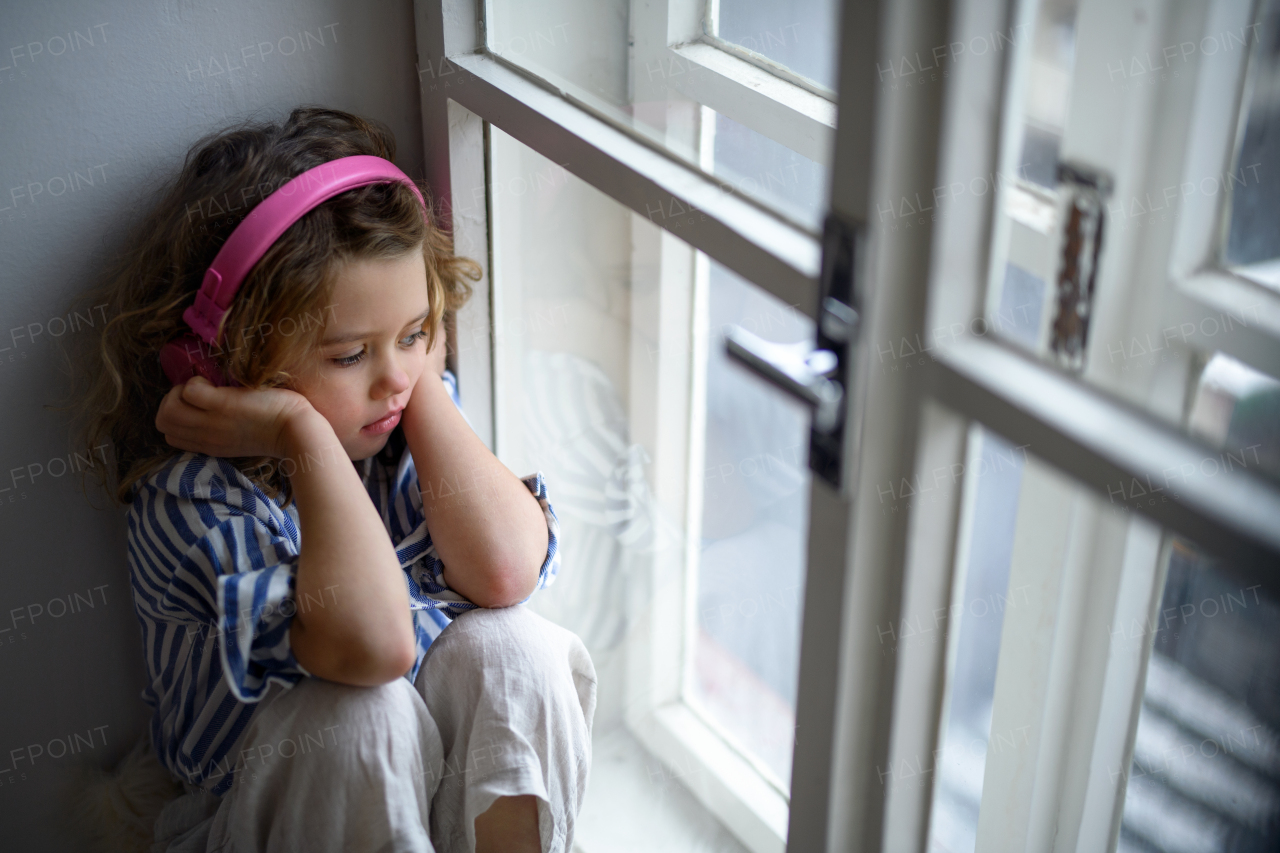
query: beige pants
150 606 596 853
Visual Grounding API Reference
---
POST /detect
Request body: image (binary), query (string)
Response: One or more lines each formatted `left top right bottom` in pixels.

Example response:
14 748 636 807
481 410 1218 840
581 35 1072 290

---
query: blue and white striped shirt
124 372 559 794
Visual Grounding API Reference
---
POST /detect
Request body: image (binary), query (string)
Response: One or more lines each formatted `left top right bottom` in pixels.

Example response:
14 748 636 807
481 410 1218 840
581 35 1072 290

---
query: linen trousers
149 605 596 853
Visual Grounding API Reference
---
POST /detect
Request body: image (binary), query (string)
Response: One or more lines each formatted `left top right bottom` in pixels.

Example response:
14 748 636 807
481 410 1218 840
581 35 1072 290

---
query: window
483 112 814 853
984 0 1078 356
689 259 813 788
1224 0 1280 291
925 427 1028 853
417 0 1280 849
710 0 842 93
905 0 1280 850
484 0 836 230
1117 354 1280 853
421 0 848 848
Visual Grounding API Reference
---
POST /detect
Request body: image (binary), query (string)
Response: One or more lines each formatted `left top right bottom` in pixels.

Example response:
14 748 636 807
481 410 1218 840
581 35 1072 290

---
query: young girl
70 107 595 853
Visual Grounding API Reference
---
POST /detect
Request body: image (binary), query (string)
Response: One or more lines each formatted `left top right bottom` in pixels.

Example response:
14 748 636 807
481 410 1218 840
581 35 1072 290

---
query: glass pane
1118 352 1280 853
690 259 812 787
1015 0 1076 190
487 125 807 847
1185 353 1280 481
926 428 1030 853
708 109 827 231
984 0 1079 354
1224 0 1280 290
1118 543 1280 853
485 0 831 230
714 0 841 91
918 350 1279 851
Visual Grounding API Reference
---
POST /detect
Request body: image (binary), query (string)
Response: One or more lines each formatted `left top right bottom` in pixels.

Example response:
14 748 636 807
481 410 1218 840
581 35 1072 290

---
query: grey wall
0 1 422 846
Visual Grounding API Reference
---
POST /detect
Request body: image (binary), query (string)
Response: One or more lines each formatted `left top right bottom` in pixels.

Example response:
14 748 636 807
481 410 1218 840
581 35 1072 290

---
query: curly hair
54 106 480 508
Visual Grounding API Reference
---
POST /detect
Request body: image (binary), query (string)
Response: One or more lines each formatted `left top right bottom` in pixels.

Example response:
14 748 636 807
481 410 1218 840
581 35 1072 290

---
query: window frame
900 0 1280 850
1165 0 1280 381
700 0 841 100
416 1 1280 852
634 0 837 180
418 2 832 850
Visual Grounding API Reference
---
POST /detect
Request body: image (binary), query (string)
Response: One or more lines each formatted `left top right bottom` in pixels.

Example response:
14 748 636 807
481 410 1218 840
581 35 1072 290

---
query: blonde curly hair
54 106 480 508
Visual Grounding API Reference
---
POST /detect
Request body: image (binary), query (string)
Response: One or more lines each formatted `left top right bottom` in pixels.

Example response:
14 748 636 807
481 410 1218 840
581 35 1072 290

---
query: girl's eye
401 329 429 347
330 330 428 368
333 348 365 367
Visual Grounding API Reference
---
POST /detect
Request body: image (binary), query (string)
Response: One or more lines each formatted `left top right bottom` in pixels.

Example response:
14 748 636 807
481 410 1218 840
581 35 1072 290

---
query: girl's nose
371 353 412 399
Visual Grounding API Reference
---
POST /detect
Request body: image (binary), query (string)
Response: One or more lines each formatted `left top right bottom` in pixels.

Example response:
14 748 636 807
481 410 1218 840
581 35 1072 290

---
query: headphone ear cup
160 336 229 387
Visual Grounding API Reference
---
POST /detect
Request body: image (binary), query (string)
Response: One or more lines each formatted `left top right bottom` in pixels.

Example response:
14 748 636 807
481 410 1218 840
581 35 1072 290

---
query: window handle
724 326 843 429
724 301 856 435
726 215 861 491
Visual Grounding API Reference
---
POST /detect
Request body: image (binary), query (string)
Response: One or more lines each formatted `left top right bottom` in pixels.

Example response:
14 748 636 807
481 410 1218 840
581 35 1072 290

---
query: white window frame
888 0 1280 852
415 0 1280 852
486 0 837 214
633 0 837 186
1166 0 1280 380
418 2 835 851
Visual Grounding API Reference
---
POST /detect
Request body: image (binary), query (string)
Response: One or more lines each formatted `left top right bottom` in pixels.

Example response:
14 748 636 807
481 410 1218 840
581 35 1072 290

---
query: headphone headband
183 154 426 346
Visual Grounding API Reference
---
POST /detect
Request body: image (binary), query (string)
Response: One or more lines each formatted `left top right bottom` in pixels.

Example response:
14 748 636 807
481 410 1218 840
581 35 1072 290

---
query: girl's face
289 250 432 462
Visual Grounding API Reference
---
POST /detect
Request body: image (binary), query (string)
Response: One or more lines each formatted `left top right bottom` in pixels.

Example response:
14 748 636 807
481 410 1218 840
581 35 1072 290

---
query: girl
69 107 595 853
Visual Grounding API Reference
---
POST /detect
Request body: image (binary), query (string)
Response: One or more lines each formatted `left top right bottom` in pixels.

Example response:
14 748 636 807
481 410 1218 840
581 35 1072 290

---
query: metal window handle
725 326 846 434
819 296 858 344
725 214 862 490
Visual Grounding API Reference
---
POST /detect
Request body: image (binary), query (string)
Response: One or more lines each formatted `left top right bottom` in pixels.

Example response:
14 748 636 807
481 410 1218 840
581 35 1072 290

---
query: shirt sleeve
398 472 561 618
133 455 310 703
214 519 311 702
379 370 562 619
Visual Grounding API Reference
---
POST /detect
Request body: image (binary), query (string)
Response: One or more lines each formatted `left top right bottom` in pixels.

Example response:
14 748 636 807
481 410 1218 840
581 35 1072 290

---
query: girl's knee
431 607 592 681
247 676 434 769
421 606 597 729
285 675 420 722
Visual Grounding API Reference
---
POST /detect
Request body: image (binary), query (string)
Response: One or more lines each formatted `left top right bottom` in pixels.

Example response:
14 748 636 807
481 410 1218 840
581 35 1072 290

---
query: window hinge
1050 160 1113 372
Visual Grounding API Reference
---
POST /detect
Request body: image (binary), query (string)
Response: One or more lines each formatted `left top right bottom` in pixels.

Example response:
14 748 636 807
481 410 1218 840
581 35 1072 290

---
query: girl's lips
361 409 402 436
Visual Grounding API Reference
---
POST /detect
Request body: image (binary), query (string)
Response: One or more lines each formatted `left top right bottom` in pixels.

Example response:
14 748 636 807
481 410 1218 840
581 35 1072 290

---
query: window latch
724 214 861 489
724 328 845 432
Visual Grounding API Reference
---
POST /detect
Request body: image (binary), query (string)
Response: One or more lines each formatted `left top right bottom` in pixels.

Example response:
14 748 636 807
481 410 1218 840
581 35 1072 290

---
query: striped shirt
124 371 560 794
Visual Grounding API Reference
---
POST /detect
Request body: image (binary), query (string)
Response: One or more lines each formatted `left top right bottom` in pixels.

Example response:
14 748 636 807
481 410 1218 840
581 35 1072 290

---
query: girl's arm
283 410 418 684
156 378 417 686
400 352 549 609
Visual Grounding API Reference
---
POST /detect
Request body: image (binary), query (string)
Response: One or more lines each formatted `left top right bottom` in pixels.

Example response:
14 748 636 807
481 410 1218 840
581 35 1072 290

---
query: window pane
690 258 812 787
714 0 841 91
1118 543 1280 853
487 125 804 847
1185 353 1280 481
1117 352 1280 853
926 428 1029 853
485 0 831 230
708 109 827 231
1224 0 1280 289
984 0 1079 355
1015 0 1076 190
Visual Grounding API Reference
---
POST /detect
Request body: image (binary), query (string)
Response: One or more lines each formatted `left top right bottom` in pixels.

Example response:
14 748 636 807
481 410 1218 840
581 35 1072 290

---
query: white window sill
574 724 750 853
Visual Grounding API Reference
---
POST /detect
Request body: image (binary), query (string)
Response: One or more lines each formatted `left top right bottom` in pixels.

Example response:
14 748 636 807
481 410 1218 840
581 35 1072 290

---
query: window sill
626 702 789 853
574 723 750 853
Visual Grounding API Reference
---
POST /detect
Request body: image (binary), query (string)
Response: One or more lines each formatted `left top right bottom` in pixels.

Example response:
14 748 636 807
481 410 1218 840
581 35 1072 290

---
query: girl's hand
155 376 315 460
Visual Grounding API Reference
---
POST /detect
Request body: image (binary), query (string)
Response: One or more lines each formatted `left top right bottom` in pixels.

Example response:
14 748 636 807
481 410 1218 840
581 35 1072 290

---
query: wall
0 1 421 846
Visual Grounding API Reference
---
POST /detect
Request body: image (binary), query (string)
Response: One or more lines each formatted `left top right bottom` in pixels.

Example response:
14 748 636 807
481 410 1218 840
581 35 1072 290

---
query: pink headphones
160 155 426 387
